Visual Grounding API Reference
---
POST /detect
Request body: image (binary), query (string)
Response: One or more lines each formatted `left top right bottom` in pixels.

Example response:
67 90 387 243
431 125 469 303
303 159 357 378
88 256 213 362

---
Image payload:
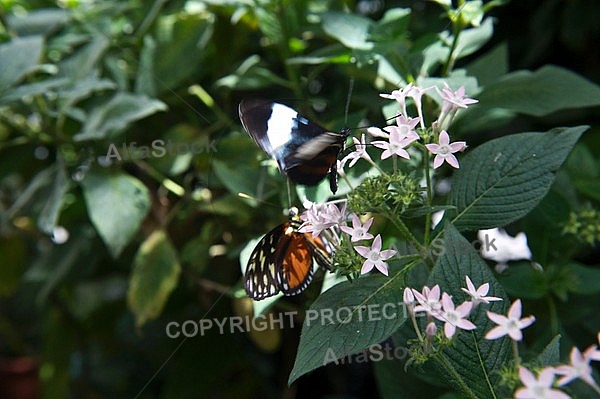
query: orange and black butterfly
244 207 334 300
239 99 349 194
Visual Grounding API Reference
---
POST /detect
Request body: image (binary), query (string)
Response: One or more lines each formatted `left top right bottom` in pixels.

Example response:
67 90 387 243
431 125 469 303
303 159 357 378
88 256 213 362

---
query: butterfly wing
239 99 347 190
244 223 286 300
304 233 335 272
276 231 315 296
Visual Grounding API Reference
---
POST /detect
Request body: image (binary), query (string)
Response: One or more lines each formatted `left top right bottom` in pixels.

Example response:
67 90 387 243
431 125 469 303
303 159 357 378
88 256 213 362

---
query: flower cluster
403 276 600 398
338 82 474 179
515 337 600 399
299 201 397 276
404 276 507 341
298 83 479 278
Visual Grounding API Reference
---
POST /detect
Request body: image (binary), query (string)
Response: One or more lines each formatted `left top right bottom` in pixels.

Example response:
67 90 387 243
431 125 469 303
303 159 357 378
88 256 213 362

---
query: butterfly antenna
344 77 354 127
237 192 277 208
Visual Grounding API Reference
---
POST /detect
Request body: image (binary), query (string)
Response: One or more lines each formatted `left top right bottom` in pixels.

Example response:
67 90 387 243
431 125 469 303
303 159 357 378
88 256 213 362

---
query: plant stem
512 340 520 369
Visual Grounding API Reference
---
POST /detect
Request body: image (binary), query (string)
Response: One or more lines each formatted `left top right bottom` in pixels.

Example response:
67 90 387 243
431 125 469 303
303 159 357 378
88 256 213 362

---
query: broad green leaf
57 73 117 113
38 160 69 234
153 12 214 92
454 17 494 59
0 77 69 105
127 230 181 328
80 170 150 258
448 126 586 231
320 12 374 50
6 8 68 36
0 36 44 93
426 224 510 399
57 36 109 80
466 43 509 86
135 35 157 96
565 263 600 295
536 335 561 367
4 166 54 221
288 274 407 384
477 66 600 116
496 262 547 299
74 92 167 141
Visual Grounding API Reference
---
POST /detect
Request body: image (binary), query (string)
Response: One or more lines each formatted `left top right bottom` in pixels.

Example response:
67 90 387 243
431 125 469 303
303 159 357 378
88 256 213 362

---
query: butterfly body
239 99 349 193
244 207 334 300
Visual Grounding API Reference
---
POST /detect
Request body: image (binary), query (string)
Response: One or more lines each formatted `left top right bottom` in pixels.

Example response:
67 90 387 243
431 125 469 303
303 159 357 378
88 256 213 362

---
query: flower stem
423 148 433 247
512 340 520 370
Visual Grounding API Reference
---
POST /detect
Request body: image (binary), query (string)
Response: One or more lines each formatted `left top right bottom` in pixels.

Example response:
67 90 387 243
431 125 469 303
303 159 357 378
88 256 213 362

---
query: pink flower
426 321 437 338
485 299 536 341
372 129 419 160
461 275 502 306
555 346 599 388
425 130 467 169
514 367 571 399
341 133 372 168
438 83 479 110
412 285 442 315
584 342 600 362
340 213 374 242
382 115 421 143
299 203 336 238
403 287 415 312
367 126 389 139
354 234 396 276
433 293 476 338
380 83 414 116
406 85 432 129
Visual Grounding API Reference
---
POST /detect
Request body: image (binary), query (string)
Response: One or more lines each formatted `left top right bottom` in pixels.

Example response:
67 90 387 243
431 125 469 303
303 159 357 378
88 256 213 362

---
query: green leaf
80 170 151 258
0 77 70 105
135 35 157 96
454 17 494 59
496 262 547 299
448 126 586 231
6 8 68 36
127 230 181 328
320 12 374 50
288 274 407 384
426 224 510 398
535 335 561 367
566 263 600 295
38 160 69 234
477 66 600 116
0 36 44 93
466 43 509 86
57 36 109 80
153 12 214 92
73 92 167 141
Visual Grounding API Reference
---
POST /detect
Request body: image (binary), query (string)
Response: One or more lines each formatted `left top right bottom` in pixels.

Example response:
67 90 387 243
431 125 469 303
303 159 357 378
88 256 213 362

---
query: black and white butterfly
243 207 334 300
239 99 350 193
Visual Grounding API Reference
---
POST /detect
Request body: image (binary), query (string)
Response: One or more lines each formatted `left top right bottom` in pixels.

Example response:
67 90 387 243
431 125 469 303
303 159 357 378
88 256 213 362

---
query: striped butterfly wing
304 233 335 272
244 223 286 300
276 229 315 296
